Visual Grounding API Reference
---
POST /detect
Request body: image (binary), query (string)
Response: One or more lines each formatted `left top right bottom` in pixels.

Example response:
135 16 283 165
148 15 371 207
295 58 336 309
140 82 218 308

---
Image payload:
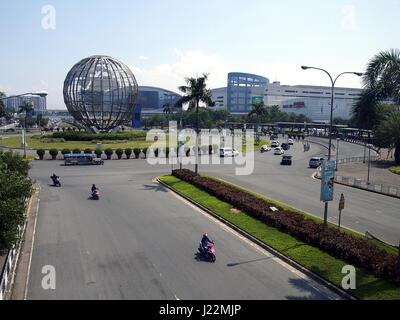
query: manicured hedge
171 169 400 285
51 131 146 141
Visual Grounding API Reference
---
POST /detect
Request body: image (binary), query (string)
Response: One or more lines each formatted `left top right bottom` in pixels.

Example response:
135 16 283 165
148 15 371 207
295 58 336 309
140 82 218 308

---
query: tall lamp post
336 138 340 171
301 66 362 225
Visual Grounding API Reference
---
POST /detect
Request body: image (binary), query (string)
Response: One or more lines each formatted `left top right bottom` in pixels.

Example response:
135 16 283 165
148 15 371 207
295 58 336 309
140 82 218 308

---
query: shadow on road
285 277 332 300
141 184 168 193
227 257 272 267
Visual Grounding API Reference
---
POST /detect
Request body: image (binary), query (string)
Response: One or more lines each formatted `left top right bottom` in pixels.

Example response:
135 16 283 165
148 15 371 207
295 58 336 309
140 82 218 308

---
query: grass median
390 166 400 175
159 174 400 300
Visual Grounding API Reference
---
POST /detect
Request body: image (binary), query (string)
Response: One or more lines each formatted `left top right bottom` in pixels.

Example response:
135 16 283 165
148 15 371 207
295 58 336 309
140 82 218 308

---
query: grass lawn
0 134 165 151
0 134 271 155
389 166 400 175
159 175 400 300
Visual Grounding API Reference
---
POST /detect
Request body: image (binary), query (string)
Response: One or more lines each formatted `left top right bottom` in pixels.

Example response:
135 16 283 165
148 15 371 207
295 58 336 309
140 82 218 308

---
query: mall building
209 72 364 121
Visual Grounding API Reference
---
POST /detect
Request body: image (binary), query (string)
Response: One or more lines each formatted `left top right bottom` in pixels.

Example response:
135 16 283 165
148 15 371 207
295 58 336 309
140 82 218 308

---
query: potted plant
94 149 103 158
104 148 113 160
61 148 71 159
36 149 45 160
84 148 92 154
142 147 148 159
133 148 141 159
116 148 124 160
72 148 81 154
125 148 132 159
49 149 58 160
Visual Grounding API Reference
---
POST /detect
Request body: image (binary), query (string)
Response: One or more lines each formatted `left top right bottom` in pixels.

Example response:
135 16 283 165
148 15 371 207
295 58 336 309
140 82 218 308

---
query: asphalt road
27 160 340 300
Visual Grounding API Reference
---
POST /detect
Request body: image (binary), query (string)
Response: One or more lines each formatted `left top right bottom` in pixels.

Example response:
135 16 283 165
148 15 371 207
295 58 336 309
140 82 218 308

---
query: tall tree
18 101 35 131
247 101 268 143
352 49 400 129
373 111 400 164
176 74 213 174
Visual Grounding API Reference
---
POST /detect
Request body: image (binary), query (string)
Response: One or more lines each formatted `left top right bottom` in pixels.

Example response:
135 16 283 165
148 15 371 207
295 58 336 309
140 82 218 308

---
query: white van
219 148 239 157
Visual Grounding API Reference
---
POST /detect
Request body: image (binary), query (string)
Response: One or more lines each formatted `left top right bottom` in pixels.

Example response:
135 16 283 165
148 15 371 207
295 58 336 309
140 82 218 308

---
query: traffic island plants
49 148 59 160
160 169 400 300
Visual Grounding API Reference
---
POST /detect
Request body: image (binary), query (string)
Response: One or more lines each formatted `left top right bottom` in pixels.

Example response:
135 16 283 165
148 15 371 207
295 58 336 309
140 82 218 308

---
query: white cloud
129 49 229 93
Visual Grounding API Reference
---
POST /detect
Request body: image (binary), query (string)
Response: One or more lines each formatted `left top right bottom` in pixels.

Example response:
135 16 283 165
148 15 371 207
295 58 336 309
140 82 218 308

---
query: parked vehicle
64 154 104 166
260 145 272 153
198 241 216 262
274 147 284 155
281 143 290 150
219 148 239 157
287 139 294 145
309 157 324 168
271 140 280 148
281 155 293 165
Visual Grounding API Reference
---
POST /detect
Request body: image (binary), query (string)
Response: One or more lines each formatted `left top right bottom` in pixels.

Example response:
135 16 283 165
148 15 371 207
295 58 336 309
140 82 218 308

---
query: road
27 160 340 300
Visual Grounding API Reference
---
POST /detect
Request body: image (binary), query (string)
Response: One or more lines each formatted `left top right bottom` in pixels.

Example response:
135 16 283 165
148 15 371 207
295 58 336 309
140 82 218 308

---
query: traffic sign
339 193 345 210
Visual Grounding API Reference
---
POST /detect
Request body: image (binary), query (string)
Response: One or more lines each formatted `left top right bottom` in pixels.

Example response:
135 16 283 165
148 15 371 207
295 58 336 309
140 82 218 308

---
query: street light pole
336 138 340 171
367 144 372 185
301 66 362 225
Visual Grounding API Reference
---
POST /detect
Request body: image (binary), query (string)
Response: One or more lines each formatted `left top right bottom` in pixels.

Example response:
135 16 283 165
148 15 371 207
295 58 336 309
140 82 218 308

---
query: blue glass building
227 72 269 113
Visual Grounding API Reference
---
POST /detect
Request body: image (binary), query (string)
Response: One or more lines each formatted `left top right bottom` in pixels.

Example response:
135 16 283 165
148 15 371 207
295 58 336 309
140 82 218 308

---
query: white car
287 139 294 145
260 145 272 153
271 140 280 148
219 147 239 157
274 147 284 155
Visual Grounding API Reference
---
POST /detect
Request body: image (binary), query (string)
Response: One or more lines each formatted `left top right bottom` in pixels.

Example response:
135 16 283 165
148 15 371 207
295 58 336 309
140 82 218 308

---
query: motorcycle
91 189 100 200
198 241 216 262
50 175 61 187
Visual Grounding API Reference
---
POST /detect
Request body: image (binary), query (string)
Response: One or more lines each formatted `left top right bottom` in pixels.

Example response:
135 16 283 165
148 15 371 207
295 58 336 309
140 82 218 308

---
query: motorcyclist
201 233 213 252
91 184 97 193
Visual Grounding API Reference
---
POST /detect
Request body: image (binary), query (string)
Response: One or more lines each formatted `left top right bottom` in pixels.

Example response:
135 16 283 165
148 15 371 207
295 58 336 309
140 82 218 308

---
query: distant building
264 81 363 121
226 72 269 113
4 95 47 113
209 87 227 110
208 72 365 121
137 86 181 114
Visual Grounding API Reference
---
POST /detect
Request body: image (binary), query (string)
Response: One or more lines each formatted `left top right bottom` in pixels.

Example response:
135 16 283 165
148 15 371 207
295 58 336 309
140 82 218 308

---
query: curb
157 177 357 301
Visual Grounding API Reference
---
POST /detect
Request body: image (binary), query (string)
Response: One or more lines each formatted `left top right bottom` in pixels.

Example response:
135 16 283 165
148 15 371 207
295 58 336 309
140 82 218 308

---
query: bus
64 154 104 166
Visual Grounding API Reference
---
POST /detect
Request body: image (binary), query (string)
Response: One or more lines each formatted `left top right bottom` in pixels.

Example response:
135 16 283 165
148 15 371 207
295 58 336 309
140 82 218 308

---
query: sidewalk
338 160 400 188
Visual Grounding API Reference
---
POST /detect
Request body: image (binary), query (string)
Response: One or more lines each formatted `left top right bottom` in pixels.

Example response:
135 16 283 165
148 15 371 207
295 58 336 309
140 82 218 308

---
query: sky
0 0 399 109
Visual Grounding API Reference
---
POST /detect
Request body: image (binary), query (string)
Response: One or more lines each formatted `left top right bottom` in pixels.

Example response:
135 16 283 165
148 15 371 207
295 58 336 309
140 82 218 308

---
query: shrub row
36 145 221 160
171 169 400 284
51 131 147 141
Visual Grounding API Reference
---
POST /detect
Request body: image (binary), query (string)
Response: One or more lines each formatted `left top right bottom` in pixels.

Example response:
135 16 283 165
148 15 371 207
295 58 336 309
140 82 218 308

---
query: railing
315 169 400 198
338 155 379 164
0 197 29 300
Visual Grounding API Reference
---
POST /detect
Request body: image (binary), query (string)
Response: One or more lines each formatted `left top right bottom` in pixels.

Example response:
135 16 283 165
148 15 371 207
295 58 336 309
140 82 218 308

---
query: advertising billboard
320 160 336 202
251 96 264 105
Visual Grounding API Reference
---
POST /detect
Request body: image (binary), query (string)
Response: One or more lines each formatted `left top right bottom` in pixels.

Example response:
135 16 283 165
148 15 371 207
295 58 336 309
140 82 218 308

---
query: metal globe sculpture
63 55 138 132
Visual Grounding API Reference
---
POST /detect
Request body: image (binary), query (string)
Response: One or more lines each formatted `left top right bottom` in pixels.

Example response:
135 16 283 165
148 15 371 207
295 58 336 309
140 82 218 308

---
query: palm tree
352 49 400 129
374 111 400 164
176 74 214 174
248 101 268 143
162 103 173 129
18 101 35 132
